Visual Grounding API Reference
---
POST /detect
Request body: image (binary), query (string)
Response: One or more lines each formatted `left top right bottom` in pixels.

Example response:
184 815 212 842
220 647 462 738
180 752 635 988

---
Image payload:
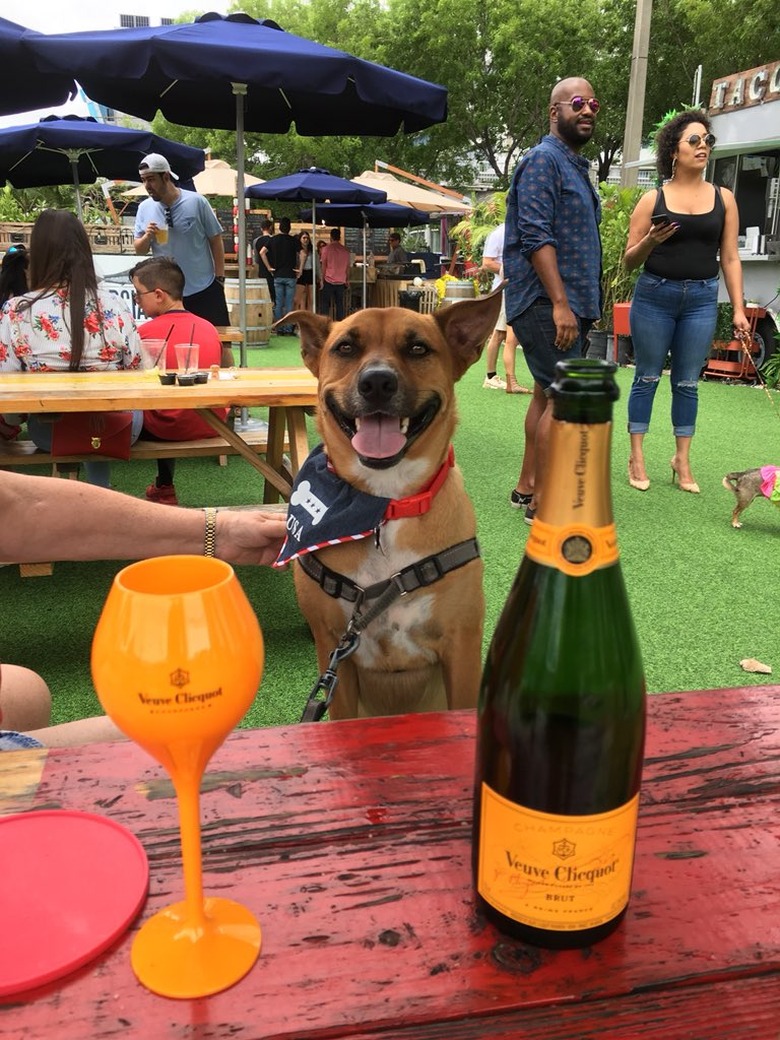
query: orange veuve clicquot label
477 784 639 931
525 519 618 577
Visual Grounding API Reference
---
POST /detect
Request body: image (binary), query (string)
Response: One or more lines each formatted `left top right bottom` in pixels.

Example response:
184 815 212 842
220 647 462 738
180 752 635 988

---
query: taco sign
709 60 780 113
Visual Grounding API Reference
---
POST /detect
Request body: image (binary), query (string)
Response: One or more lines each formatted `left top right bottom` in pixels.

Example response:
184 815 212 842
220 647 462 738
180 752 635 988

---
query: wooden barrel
441 279 476 307
224 278 273 346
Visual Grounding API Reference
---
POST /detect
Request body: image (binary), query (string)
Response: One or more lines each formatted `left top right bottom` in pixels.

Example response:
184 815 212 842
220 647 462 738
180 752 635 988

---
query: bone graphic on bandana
289 479 328 526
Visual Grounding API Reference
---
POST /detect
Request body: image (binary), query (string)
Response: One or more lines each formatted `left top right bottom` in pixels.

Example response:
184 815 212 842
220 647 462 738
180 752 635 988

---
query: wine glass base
131 896 261 998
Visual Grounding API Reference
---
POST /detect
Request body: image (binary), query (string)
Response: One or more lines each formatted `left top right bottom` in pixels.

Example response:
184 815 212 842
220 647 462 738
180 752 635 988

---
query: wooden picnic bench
0 367 317 576
0 427 278 469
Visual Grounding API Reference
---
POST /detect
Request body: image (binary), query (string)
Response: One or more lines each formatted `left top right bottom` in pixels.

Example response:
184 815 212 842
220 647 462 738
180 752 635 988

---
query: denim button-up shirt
504 134 602 323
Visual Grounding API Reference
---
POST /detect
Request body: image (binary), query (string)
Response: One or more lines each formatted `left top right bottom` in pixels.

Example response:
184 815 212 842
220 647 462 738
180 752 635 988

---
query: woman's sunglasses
557 96 601 114
684 133 716 148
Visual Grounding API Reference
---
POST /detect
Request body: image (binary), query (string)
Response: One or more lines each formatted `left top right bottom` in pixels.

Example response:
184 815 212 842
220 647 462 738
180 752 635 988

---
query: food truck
709 59 780 366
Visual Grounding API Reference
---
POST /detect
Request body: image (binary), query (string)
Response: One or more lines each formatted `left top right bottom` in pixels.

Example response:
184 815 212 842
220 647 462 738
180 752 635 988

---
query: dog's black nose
358 365 398 408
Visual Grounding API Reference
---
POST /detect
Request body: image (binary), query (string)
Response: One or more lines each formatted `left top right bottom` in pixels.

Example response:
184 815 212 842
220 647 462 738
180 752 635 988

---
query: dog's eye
332 340 357 357
407 342 430 357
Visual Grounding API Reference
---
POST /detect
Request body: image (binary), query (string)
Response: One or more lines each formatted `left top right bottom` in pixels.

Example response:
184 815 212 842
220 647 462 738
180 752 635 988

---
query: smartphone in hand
650 213 672 226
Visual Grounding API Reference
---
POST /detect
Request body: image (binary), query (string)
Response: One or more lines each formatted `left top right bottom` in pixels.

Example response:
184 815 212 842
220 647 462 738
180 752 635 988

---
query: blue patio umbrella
22 13 447 341
0 115 206 221
298 202 430 308
247 168 387 312
0 17 75 116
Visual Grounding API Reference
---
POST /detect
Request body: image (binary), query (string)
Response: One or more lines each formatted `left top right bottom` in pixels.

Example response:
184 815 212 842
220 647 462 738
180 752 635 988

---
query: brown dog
281 292 502 719
723 468 780 528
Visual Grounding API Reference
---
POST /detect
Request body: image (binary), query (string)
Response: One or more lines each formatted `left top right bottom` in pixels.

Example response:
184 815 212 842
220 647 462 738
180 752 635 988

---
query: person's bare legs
26 715 127 748
671 434 699 492
629 432 649 484
514 382 545 498
504 328 531 394
0 663 51 731
527 393 555 514
483 330 506 387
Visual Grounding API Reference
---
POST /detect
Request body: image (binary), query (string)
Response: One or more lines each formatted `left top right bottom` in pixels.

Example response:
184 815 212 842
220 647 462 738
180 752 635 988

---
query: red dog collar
383 445 455 520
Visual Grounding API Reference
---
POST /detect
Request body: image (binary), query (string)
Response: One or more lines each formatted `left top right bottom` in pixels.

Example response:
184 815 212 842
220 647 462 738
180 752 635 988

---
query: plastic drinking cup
174 343 200 373
139 339 167 371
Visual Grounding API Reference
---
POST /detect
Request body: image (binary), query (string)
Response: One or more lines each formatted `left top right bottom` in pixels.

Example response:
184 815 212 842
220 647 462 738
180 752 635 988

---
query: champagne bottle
473 358 646 949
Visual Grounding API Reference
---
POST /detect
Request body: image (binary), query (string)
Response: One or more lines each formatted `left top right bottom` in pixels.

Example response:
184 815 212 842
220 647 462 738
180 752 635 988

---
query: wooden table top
2 686 780 1038
0 368 318 413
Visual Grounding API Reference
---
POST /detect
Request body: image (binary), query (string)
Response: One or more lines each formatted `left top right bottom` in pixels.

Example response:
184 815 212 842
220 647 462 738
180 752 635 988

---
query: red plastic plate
0 809 149 996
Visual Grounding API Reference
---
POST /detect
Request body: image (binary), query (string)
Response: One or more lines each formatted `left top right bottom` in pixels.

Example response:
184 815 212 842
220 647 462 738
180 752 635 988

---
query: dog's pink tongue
351 415 406 459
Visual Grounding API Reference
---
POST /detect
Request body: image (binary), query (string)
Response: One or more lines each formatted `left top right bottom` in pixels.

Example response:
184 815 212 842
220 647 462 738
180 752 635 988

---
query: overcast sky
4 1 229 34
2 1 230 126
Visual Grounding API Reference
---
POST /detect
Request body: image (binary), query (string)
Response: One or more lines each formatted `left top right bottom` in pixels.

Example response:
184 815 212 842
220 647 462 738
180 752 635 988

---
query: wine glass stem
173 772 208 932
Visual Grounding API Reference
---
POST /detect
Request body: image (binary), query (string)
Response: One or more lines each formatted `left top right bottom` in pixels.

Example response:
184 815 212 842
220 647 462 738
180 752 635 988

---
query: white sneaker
482 374 506 390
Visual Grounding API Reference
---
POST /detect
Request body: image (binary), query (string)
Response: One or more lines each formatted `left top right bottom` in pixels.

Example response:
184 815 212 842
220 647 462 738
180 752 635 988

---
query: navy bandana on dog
274 445 390 567
274 444 456 567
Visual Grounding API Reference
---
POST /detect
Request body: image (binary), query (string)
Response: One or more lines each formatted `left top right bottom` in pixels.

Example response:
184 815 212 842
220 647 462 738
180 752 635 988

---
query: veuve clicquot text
473 358 646 948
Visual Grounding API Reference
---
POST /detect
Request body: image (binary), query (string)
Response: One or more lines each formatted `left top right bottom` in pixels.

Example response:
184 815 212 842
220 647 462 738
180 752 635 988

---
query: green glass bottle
473 358 646 949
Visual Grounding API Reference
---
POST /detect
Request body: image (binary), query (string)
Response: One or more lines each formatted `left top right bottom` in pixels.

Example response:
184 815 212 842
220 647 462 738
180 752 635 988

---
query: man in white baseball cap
133 152 229 325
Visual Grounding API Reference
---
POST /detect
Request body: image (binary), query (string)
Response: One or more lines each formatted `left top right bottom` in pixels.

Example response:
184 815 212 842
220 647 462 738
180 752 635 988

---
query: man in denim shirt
504 76 602 523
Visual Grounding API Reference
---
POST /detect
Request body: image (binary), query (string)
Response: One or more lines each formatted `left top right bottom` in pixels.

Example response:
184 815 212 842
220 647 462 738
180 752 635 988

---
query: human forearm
530 244 569 306
481 257 501 275
624 234 655 271
210 234 225 279
721 256 745 315
134 232 153 255
0 473 287 566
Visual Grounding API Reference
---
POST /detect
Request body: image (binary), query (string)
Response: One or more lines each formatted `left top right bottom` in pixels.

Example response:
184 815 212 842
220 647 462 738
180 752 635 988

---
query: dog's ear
281 311 332 376
432 287 504 379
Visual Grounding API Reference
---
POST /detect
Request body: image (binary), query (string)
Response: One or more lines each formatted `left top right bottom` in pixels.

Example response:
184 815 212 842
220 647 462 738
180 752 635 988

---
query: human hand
146 222 160 236
552 301 579 350
215 510 288 566
646 220 679 246
732 308 751 337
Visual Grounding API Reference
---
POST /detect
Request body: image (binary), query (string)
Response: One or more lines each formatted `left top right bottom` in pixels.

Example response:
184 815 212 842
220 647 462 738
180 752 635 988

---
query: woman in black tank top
621 110 749 494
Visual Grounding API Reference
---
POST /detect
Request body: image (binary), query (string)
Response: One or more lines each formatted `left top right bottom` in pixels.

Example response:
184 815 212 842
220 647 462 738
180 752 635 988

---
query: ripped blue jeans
627 272 718 437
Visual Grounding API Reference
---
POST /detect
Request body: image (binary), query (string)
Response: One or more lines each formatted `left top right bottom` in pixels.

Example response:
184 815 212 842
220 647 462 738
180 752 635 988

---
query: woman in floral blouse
0 209 143 486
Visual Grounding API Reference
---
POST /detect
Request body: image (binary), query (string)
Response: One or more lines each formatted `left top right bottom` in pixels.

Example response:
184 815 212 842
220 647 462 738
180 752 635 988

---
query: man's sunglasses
164 207 174 228
684 133 716 148
557 96 601 114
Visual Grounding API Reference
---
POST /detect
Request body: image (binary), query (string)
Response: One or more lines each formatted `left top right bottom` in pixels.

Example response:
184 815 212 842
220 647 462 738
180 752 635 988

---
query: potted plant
588 184 643 359
712 302 737 349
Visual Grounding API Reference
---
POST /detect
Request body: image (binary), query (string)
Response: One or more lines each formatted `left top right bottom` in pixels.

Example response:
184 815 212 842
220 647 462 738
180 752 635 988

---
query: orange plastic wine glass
91 555 264 999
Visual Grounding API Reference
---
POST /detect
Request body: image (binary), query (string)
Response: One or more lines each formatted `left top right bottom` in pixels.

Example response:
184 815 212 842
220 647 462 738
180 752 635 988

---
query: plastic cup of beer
155 227 169 245
175 343 200 374
138 338 167 380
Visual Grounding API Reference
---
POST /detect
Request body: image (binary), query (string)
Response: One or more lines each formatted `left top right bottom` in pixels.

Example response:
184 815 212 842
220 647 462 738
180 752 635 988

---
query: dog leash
299 537 481 722
737 329 780 423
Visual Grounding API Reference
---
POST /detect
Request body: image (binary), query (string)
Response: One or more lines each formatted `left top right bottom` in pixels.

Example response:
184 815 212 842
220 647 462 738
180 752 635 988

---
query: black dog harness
298 536 481 723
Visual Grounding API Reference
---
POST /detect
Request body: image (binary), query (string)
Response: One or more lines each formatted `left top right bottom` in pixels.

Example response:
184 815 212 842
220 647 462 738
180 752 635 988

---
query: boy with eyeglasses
133 153 230 327
130 256 228 506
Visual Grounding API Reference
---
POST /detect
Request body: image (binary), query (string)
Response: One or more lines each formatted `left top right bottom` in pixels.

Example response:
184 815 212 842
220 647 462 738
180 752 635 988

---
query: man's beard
557 119 593 150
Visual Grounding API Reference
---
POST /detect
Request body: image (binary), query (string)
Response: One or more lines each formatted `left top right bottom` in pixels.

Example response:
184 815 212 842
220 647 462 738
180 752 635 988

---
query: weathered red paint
1 687 779 1039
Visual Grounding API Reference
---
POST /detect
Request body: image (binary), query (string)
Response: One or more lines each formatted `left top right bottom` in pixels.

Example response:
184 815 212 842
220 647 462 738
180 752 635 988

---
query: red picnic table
1 686 779 1039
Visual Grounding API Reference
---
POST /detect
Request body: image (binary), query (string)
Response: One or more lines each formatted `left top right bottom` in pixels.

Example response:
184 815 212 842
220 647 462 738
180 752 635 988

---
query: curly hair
655 109 712 180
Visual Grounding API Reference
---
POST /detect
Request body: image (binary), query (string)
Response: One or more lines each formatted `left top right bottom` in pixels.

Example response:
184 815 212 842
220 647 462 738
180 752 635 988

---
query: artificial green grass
2 335 778 729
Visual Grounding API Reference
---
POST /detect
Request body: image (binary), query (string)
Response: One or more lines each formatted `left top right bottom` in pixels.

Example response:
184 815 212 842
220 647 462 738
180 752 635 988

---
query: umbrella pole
233 82 248 370
311 202 317 316
362 219 367 309
233 82 253 432
70 157 84 223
